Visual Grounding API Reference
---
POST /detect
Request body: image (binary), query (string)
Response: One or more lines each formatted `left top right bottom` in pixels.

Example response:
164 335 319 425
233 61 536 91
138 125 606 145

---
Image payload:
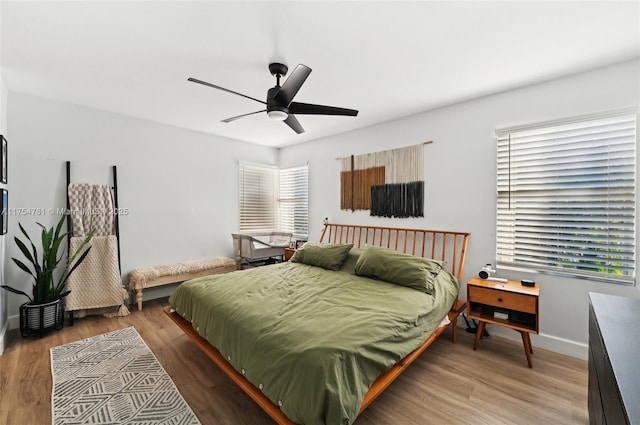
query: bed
164 223 470 425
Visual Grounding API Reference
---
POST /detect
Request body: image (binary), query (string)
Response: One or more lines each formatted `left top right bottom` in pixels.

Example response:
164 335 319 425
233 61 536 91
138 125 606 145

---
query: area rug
50 326 201 425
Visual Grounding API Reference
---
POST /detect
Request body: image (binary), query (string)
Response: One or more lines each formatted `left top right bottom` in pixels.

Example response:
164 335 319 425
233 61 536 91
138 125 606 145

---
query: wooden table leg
526 332 533 354
521 331 533 368
473 321 486 350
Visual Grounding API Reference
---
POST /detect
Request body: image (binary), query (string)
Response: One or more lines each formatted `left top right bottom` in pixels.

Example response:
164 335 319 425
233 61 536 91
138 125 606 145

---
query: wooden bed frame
164 223 470 425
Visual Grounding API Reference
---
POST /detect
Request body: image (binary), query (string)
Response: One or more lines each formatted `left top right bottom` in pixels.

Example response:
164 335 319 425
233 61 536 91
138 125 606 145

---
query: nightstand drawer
469 286 536 314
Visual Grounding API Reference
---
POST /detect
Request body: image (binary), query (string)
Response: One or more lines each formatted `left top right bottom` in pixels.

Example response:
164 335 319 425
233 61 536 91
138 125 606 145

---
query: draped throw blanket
340 143 424 218
68 184 114 236
65 236 129 316
67 183 129 317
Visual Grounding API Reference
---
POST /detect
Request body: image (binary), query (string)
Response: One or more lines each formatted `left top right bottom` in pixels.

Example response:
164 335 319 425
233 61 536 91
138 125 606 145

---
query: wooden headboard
319 223 470 281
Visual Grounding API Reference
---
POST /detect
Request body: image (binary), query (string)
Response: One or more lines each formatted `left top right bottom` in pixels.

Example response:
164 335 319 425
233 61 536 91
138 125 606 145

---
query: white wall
0 0 8 349
5 93 277 326
279 59 640 359
0 71 8 354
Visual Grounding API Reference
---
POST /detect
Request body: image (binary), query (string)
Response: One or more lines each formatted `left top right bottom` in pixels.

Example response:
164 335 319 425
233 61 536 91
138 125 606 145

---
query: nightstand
467 277 540 367
284 248 296 261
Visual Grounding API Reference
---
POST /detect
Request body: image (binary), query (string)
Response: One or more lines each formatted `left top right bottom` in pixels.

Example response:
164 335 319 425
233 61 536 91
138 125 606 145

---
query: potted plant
1 214 93 337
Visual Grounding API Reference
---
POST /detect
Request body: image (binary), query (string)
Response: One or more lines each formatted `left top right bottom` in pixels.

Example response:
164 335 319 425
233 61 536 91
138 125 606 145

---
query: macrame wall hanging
339 142 428 218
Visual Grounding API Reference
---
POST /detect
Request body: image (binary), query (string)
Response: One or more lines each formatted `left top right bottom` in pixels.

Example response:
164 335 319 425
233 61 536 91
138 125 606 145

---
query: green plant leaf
58 245 92 290
18 222 32 240
68 229 95 266
57 227 94 292
14 237 36 266
41 225 53 269
50 216 66 265
51 234 67 269
12 258 36 279
19 223 41 275
12 216 95 303
54 214 66 238
0 285 32 302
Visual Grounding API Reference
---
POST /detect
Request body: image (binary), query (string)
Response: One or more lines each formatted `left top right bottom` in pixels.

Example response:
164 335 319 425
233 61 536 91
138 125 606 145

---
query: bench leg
136 289 143 311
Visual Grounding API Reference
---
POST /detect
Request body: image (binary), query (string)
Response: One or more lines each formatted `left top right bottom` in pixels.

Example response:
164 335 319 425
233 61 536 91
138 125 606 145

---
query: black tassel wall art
339 143 426 218
370 181 424 218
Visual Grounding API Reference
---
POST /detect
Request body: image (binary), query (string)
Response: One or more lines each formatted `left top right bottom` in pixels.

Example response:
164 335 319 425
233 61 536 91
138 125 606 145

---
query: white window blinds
239 162 277 232
278 165 309 238
496 112 637 284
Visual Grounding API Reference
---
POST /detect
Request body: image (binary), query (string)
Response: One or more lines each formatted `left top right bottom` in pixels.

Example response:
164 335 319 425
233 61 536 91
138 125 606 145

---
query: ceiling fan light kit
188 62 358 134
267 110 288 121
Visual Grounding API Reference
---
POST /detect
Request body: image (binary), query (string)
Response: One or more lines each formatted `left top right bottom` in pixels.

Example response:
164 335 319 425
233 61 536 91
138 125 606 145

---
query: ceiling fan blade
273 64 312 106
288 102 359 116
284 114 305 134
221 110 266 123
188 77 266 105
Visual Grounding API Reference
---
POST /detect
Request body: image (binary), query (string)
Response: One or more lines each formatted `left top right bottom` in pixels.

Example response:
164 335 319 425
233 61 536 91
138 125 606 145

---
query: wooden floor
0 298 588 425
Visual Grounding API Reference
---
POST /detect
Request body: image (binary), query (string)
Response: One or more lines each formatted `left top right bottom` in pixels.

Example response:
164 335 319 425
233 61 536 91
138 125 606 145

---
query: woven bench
129 257 237 311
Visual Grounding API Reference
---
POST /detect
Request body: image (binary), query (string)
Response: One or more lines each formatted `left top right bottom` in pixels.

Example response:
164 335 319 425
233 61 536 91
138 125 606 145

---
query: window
239 162 277 232
238 162 309 237
496 111 637 284
278 165 309 238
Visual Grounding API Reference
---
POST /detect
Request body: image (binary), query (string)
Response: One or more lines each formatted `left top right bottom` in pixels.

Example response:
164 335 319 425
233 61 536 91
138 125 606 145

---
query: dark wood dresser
589 292 640 425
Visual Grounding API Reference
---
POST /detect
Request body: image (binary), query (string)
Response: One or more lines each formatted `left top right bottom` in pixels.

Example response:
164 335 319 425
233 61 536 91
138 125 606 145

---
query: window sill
497 263 635 286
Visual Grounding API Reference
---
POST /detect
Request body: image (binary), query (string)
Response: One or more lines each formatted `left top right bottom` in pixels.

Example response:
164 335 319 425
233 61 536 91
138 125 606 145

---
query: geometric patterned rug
50 327 201 425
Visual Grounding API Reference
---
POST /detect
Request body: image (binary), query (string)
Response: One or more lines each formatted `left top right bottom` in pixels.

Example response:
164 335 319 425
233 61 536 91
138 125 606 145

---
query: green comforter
169 251 459 425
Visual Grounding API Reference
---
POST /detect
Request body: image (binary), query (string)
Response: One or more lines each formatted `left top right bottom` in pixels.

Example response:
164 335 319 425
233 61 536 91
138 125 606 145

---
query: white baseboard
485 325 588 360
537 333 588 360
0 318 9 355
453 316 588 360
8 313 19 331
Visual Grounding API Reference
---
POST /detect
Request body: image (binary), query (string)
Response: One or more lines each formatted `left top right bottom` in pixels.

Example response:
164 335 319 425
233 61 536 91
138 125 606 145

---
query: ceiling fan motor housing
268 63 289 77
267 86 289 120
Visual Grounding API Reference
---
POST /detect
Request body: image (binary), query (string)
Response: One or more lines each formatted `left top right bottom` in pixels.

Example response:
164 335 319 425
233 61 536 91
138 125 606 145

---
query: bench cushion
129 257 237 290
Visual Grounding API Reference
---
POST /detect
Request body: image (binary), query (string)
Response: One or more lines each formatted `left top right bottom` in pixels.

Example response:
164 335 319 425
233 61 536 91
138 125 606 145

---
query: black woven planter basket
20 299 65 338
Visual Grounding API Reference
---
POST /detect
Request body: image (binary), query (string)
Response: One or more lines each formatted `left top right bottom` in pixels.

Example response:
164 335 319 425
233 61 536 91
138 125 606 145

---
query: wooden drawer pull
498 297 503 302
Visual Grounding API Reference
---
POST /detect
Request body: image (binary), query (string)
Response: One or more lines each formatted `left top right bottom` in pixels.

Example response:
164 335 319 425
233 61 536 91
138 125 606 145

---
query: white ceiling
1 1 639 148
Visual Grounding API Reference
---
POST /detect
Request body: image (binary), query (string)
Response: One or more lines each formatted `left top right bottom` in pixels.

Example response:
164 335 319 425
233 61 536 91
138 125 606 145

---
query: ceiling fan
188 63 358 134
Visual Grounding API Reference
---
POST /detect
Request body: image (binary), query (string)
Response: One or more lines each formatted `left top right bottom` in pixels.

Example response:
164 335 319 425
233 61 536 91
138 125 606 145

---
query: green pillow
338 249 363 273
354 245 444 295
291 243 354 270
